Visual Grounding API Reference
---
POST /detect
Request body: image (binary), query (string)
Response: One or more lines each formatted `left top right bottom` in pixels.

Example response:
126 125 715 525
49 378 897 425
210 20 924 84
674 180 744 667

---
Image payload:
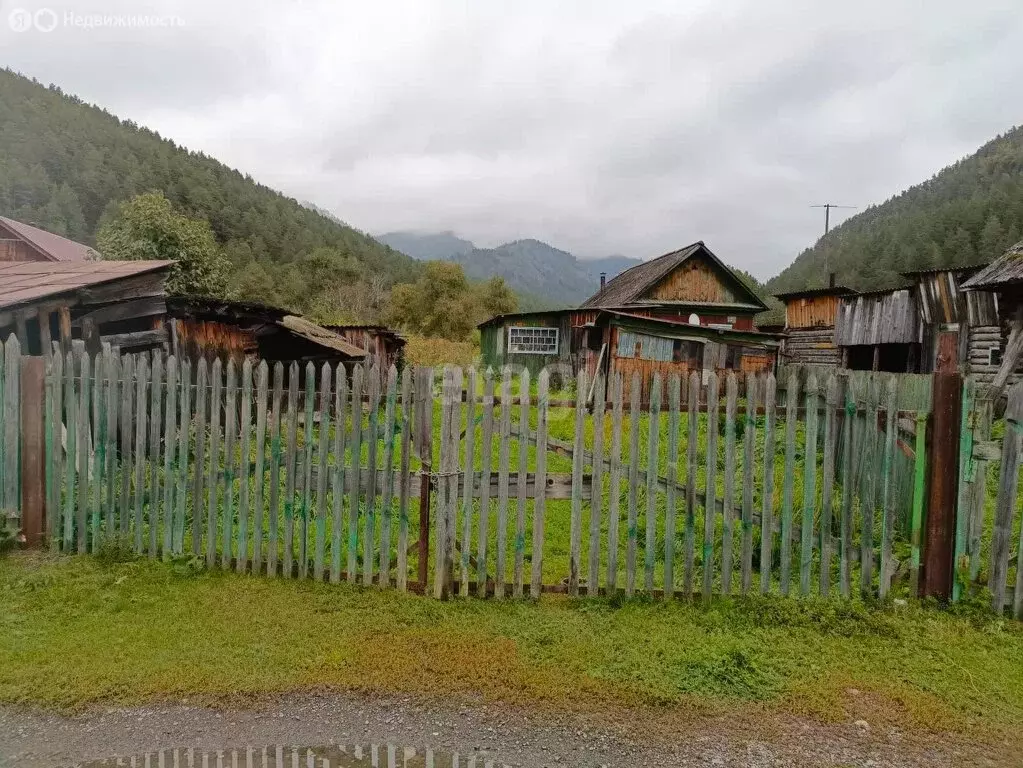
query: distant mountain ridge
375 231 641 305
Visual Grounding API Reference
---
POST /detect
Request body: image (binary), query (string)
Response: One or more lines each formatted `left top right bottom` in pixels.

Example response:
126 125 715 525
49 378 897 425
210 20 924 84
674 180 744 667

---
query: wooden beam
101 328 168 351
73 296 167 327
988 304 1023 402
36 309 51 361
923 372 962 600
57 306 72 355
14 311 29 353
19 357 45 547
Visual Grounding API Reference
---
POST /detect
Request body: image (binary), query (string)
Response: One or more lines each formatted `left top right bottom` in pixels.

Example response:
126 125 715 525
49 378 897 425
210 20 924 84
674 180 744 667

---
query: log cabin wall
783 328 840 367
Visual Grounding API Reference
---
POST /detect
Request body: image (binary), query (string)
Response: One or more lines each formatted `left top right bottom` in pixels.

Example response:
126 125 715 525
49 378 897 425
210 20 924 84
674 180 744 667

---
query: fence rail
1 337 1020 615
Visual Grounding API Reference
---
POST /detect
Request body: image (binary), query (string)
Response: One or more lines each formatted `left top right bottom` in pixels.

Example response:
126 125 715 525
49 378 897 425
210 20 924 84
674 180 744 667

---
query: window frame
507 325 559 355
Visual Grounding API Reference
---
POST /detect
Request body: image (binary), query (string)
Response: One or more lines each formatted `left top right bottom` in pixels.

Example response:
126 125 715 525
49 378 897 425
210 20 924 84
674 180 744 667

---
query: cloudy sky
1 0 1021 278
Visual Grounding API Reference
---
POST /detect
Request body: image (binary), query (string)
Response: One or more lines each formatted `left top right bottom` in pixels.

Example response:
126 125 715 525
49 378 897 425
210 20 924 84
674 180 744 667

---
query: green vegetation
769 125 1023 294
98 192 229 296
1 553 1022 747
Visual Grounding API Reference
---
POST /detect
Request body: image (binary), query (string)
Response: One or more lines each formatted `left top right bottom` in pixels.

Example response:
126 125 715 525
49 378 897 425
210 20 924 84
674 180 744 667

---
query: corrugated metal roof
961 241 1023 290
900 262 989 278
579 242 767 311
0 215 100 262
0 260 172 310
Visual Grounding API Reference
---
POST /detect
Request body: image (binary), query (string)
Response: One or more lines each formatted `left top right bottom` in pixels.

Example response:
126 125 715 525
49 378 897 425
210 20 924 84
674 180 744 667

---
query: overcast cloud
1 0 1021 278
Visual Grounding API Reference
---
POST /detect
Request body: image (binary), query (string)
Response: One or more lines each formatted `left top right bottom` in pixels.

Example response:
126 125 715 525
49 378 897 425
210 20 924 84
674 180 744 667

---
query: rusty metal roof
0 260 173 311
0 215 100 262
961 241 1023 290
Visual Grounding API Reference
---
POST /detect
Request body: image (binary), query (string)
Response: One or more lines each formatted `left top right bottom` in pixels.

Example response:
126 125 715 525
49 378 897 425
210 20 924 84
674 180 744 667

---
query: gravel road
0 692 1005 768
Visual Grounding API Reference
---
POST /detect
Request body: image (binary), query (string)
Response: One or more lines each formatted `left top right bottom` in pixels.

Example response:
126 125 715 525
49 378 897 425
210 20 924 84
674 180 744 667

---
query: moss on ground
2 552 1022 750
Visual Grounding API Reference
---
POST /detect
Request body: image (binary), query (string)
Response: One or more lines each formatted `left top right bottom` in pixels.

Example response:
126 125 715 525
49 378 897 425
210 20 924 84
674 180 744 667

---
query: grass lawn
2 552 1022 749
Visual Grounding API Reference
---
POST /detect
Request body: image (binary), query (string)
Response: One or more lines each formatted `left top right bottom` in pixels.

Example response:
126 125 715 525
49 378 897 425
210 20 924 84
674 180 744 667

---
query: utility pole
810 203 856 277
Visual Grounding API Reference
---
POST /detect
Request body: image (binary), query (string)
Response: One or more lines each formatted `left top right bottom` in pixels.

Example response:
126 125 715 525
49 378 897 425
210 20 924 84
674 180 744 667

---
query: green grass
2 552 1023 748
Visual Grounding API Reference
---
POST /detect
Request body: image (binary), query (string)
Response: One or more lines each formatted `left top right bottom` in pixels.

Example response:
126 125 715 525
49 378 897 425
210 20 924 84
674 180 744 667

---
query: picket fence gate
0 336 1020 614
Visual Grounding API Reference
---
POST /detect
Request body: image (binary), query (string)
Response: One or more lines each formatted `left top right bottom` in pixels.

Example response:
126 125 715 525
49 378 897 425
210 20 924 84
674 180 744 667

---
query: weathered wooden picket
0 336 21 538
2 337 1018 614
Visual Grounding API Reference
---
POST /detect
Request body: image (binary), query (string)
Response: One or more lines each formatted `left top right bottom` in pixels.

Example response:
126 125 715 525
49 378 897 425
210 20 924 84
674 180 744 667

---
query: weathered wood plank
76 352 91 554
378 364 398 588
800 373 819 596
162 356 178 559
722 372 737 595
313 363 332 582
283 362 300 579
819 375 839 596
347 364 364 583
330 366 349 584
363 364 381 586
589 373 606 596
133 354 148 554
645 372 661 594
396 367 412 591
570 368 588 597
62 351 76 550
222 360 238 570
205 358 222 568
514 368 530 598
879 376 898 598
147 352 163 558
248 362 268 568
265 363 283 575
991 382 1023 613
839 375 856 598
742 373 758 595
626 371 641 597
496 366 512 599
434 367 452 599
779 371 799 596
446 367 463 594
910 412 927 597
861 379 879 598
46 351 64 549
190 358 207 556
607 372 623 594
531 369 550 599
685 371 699 597
299 362 316 579
173 357 190 555
759 373 777 595
479 368 497 592
703 371 718 603
90 351 105 551
236 360 253 571
460 367 478 596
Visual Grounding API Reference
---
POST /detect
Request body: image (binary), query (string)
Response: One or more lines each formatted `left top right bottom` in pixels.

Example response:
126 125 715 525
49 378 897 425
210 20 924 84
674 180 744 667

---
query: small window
507 326 559 355
990 347 1003 366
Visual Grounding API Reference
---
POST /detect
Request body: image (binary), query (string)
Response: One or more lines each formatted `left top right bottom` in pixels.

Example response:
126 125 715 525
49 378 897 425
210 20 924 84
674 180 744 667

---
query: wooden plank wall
643 254 741 304
784 295 841 329
835 290 920 346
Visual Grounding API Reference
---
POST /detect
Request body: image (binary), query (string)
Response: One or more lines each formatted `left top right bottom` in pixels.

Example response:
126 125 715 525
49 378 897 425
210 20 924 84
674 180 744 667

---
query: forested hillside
0 69 419 320
768 126 1023 294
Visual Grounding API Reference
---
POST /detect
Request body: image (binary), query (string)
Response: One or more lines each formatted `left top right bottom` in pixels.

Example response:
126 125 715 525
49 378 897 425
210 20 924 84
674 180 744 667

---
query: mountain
376 230 475 261
377 232 641 305
0 68 419 319
767 126 1023 295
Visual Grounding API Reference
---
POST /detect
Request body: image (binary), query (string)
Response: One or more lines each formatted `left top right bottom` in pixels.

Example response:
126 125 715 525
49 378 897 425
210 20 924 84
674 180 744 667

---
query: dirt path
0 691 1005 768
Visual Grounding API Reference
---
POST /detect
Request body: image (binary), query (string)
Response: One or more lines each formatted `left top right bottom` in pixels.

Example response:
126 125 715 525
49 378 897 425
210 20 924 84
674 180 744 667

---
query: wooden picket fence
0 335 1019 614
0 337 21 538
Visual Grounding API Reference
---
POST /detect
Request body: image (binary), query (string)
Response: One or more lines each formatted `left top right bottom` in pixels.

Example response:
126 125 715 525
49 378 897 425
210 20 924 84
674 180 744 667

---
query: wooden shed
773 285 854 368
168 297 368 370
961 241 1023 396
0 260 172 357
834 287 921 372
325 324 406 373
902 265 998 377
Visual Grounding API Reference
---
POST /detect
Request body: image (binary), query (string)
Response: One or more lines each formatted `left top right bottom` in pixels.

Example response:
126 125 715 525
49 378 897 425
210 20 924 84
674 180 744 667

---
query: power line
810 203 856 237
